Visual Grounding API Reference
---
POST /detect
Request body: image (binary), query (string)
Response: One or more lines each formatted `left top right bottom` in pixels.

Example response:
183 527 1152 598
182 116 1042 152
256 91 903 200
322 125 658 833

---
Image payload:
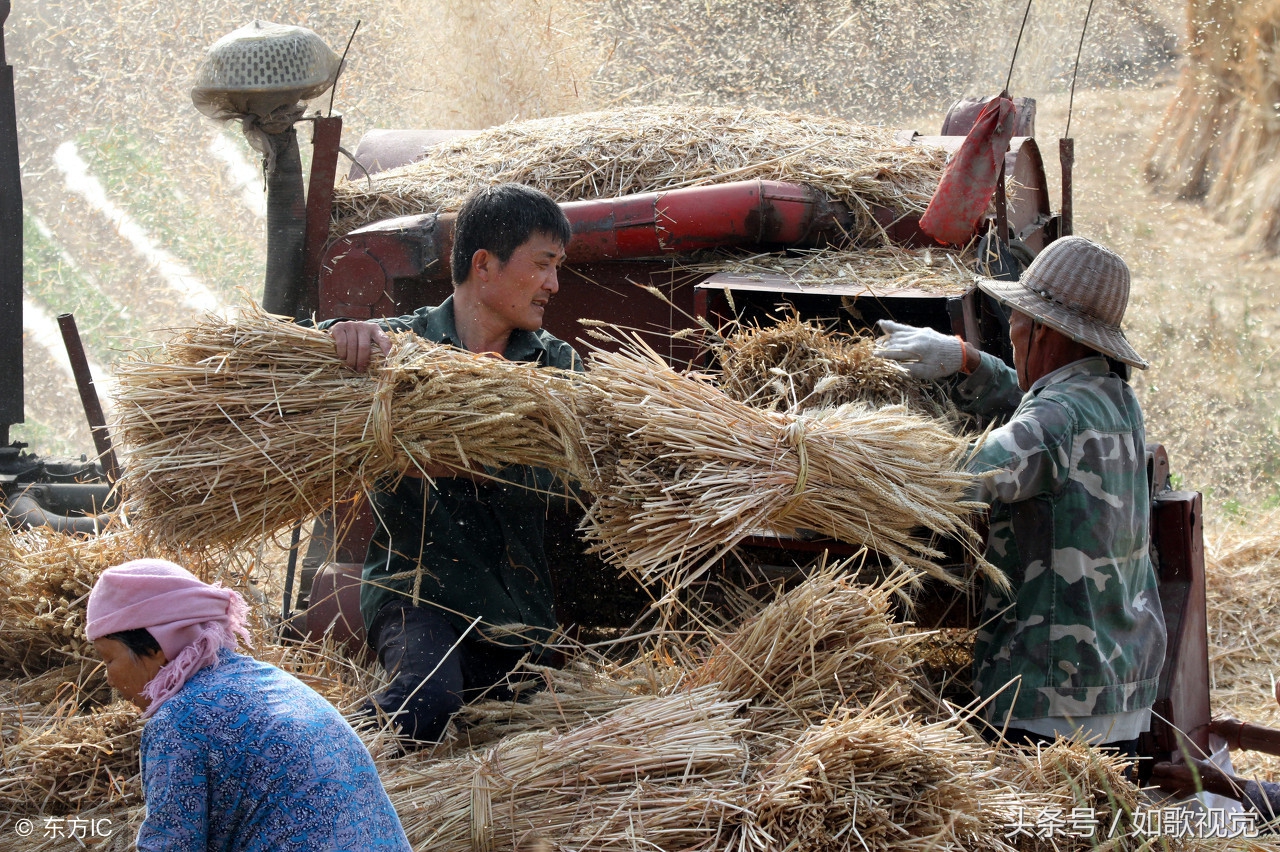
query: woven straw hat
976 235 1148 369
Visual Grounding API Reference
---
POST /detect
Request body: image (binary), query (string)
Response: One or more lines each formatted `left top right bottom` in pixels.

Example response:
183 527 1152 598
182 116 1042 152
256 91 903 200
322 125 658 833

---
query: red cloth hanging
919 96 1017 246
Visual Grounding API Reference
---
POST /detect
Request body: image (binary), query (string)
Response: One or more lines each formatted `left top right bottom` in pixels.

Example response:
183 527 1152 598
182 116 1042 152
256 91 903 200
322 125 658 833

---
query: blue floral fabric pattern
138 650 410 851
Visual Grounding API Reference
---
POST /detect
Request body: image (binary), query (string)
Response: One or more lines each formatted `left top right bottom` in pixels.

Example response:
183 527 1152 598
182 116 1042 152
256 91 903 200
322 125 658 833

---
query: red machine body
292 101 1221 771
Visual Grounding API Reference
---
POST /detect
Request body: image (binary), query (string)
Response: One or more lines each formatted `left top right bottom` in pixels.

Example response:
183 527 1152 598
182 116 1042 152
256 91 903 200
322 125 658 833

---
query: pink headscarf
86 558 252 718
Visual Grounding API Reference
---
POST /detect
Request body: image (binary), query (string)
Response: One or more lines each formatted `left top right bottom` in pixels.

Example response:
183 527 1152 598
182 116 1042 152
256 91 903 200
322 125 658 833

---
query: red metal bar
564 180 845 261
300 114 343 318
1059 137 1075 238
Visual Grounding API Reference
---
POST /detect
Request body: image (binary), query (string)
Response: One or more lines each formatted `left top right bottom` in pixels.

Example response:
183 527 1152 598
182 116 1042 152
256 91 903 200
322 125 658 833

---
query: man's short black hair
451 183 572 286
102 627 163 658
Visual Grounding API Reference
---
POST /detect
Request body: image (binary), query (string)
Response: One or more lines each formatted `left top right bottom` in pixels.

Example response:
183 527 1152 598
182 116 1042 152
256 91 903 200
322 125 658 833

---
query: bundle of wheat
385 687 749 852
0 701 141 816
1146 0 1280 253
459 564 917 745
330 105 945 242
456 657 679 747
0 529 114 676
576 334 994 595
1 663 113 710
691 244 975 295
715 314 964 423
735 699 1010 852
112 305 585 550
1 546 1190 852
681 567 920 732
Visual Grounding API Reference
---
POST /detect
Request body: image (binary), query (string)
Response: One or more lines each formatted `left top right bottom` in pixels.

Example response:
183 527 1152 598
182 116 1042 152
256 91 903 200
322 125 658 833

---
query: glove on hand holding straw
875 320 970 381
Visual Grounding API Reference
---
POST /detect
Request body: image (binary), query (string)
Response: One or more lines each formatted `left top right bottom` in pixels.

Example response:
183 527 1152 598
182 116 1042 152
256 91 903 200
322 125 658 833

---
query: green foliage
75 126 264 299
21 213 135 365
8 420 84 460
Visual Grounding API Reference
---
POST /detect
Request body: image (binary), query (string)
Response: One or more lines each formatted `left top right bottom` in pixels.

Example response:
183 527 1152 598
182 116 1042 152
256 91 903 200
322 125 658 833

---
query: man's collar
502 328 546 362
1028 355 1110 394
418 294 459 346
430 294 545 361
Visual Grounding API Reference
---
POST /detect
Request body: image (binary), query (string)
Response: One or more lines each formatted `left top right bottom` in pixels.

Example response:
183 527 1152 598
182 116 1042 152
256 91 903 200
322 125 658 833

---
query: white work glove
874 320 965 381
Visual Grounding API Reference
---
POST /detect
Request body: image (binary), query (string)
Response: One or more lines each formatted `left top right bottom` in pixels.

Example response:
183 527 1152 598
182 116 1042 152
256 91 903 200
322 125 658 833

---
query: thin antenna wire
328 20 361 117
1004 0 1035 94
1064 0 1097 139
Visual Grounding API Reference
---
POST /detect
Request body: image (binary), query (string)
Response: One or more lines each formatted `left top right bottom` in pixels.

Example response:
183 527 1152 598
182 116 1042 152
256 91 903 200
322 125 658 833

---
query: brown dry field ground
7 0 1280 784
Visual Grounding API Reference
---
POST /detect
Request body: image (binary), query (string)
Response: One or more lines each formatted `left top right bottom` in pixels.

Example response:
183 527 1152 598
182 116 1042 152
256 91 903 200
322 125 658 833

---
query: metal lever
57 313 120 482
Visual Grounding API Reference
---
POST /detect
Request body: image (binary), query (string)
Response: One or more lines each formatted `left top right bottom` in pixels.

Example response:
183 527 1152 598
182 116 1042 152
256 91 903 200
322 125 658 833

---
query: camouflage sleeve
952 351 1023 420
966 394 1075 506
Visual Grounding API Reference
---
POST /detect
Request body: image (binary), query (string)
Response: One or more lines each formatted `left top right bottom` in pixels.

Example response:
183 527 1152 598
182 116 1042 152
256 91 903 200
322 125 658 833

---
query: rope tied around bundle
367 358 399 471
781 416 810 499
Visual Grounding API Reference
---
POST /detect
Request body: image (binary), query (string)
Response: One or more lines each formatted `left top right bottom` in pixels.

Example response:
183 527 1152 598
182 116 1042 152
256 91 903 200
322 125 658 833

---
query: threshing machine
4 16 1278 788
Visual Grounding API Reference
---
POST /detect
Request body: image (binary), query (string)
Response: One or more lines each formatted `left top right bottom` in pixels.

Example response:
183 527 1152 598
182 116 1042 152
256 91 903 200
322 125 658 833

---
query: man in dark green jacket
326 183 579 742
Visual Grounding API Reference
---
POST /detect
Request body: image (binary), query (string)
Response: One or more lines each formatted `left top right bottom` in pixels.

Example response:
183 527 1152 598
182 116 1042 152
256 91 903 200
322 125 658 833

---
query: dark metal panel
0 2 23 443
694 272 1011 357
262 128 307 318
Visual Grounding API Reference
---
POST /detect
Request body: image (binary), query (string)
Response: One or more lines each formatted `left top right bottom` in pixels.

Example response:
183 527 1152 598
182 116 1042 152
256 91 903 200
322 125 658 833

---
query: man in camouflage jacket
877 236 1166 750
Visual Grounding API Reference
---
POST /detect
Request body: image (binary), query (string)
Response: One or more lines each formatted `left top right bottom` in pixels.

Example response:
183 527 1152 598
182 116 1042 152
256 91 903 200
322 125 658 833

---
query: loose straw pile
575 334 995 594
0 555 1176 852
0 528 112 675
1203 512 1280 781
330 105 946 243
0 525 212 683
689 244 975 295
715 314 964 422
415 568 1153 852
0 701 141 816
993 736 1141 852
112 305 584 549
